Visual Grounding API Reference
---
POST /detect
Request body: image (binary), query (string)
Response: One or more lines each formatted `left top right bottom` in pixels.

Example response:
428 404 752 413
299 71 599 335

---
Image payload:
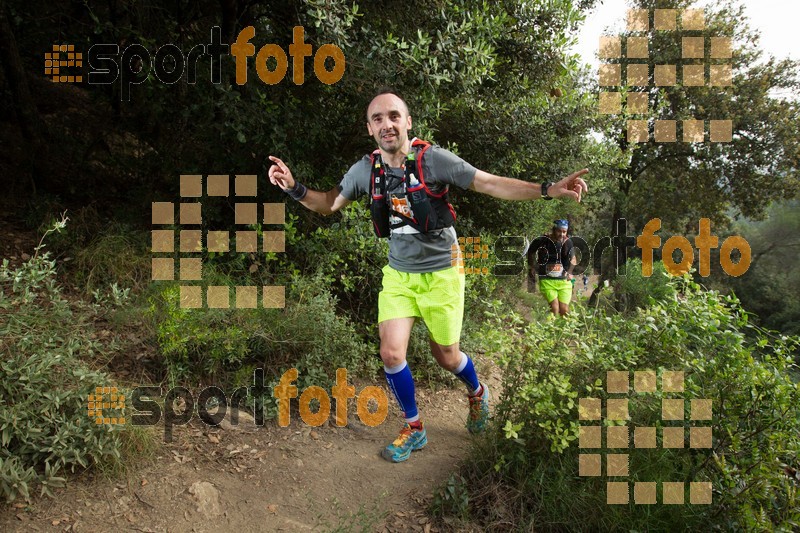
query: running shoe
467 383 489 434
380 422 427 463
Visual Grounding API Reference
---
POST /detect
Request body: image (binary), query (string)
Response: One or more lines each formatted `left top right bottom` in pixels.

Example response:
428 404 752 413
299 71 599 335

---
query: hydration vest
530 235 572 278
369 139 457 238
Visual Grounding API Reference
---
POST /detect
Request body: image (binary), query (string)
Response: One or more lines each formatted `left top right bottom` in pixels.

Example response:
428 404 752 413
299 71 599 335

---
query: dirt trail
1 369 499 532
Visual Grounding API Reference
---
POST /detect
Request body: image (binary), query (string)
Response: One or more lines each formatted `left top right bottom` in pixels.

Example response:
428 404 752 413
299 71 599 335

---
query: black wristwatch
541 182 554 200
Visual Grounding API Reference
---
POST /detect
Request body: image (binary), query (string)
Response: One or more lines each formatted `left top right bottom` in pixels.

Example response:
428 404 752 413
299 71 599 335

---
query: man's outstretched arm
469 168 589 202
268 155 351 215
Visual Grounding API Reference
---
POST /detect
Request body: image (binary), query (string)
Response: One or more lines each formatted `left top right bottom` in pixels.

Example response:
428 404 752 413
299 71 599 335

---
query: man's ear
367 122 374 136
406 115 412 131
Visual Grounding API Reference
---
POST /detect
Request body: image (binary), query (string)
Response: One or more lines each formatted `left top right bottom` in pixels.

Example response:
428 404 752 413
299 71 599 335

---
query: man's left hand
550 169 589 202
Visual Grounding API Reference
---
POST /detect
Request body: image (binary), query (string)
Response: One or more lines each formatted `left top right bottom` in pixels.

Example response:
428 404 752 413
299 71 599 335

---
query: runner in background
527 220 576 317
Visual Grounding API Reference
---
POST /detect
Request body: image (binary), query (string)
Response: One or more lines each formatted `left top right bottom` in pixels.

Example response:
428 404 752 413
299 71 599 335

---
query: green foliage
602 0 800 234
613 258 677 313
719 200 800 336
0 252 126 502
288 273 381 389
431 473 471 523
451 276 800 530
6 0 606 249
148 271 378 396
291 203 387 328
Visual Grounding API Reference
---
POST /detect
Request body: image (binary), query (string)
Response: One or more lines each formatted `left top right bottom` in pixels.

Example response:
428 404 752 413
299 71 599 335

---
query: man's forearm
292 187 337 215
471 172 543 200
492 177 542 200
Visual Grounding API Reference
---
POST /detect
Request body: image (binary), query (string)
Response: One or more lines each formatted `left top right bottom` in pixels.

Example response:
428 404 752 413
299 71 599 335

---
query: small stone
188 481 222 518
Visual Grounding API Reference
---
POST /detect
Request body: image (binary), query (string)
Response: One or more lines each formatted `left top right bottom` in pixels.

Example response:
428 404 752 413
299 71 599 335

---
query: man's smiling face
366 93 412 154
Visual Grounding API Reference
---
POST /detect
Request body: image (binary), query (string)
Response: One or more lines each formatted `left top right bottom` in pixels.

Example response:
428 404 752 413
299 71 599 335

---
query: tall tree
601 0 799 240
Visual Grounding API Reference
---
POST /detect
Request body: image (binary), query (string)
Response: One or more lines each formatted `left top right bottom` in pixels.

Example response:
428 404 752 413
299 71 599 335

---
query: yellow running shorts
539 278 573 304
377 265 465 346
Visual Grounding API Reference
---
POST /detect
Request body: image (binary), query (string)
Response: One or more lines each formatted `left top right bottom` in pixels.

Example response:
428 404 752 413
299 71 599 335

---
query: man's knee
378 318 414 368
379 345 405 367
430 341 461 371
559 302 569 315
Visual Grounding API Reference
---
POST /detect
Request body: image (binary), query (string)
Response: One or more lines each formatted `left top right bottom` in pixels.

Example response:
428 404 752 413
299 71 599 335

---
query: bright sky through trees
571 0 800 69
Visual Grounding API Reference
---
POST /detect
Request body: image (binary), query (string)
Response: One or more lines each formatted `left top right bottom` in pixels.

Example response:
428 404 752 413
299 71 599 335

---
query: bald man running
269 88 588 462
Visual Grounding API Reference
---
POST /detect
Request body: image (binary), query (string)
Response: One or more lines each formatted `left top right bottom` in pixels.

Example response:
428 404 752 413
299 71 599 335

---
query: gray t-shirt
338 145 476 273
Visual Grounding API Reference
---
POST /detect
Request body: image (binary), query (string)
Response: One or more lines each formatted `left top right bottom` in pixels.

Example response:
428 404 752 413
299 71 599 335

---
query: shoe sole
380 435 428 463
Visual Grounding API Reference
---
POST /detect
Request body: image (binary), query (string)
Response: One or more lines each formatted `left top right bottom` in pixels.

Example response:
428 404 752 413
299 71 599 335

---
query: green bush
148 271 379 403
613 258 676 313
444 276 800 530
0 252 125 502
291 203 388 329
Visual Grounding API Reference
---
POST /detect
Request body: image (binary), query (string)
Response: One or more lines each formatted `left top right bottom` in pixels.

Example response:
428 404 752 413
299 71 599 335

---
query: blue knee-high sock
384 361 419 422
453 352 481 395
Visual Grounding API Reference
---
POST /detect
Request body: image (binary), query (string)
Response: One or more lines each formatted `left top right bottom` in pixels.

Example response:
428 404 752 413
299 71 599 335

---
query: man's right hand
268 156 295 190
